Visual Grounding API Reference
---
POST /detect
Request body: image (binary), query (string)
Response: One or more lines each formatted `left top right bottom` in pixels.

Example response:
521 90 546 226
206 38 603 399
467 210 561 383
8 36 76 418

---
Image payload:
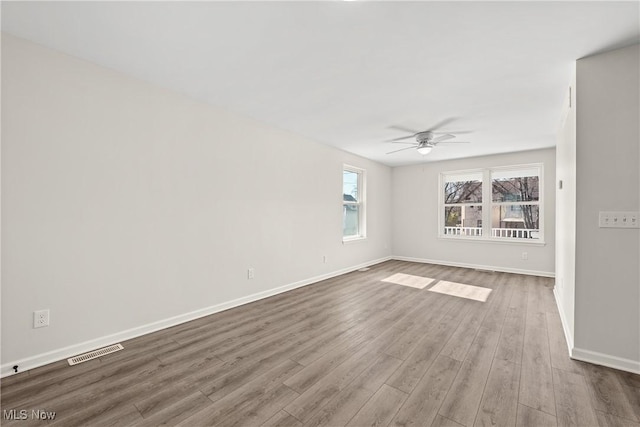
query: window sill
437 236 546 246
343 236 367 244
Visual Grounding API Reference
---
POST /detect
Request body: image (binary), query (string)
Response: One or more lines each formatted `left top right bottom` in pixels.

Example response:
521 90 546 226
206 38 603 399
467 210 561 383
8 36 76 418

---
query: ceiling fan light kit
417 145 433 155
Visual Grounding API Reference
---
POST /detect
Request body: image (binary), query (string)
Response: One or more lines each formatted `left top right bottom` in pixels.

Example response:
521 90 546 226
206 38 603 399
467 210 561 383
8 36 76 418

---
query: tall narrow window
442 171 483 237
343 166 365 240
491 166 541 239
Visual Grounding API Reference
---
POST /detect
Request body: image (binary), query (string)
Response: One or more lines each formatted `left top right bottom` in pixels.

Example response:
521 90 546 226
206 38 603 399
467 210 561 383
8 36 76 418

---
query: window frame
342 165 366 242
438 163 544 244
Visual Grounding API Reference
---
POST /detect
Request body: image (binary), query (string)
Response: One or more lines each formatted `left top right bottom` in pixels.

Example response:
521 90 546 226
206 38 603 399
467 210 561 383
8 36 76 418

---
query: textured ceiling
2 1 639 166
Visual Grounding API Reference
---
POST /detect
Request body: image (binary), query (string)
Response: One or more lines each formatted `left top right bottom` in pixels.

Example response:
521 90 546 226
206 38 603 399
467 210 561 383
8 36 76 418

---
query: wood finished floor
2 260 639 427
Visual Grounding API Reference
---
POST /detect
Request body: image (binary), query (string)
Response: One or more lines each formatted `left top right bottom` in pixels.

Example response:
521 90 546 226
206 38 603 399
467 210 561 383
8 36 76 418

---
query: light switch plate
599 211 639 228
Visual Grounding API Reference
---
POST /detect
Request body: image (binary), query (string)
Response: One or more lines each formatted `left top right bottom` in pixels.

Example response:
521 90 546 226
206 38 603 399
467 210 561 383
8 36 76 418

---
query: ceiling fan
385 119 471 155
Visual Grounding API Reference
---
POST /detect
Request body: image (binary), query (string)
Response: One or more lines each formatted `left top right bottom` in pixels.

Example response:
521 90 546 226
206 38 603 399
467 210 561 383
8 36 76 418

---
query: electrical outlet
247 268 255 279
34 309 50 328
521 252 528 260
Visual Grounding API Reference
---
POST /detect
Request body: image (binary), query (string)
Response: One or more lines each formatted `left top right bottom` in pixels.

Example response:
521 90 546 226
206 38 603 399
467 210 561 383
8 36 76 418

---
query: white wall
391 148 556 276
0 35 392 374
555 70 576 348
573 44 639 371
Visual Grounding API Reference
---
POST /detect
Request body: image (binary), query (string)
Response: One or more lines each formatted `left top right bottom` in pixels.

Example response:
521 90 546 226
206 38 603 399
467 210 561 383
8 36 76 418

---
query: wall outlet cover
34 310 50 328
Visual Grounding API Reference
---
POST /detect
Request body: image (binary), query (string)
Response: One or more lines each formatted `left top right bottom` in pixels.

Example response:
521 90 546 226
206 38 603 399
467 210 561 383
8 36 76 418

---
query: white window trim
438 163 544 245
343 165 366 242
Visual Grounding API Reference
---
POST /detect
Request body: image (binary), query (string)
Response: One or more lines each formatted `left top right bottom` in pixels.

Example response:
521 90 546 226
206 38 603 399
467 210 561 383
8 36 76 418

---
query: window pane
492 169 539 202
444 173 482 204
491 205 540 239
343 170 359 202
443 205 483 236
343 204 359 237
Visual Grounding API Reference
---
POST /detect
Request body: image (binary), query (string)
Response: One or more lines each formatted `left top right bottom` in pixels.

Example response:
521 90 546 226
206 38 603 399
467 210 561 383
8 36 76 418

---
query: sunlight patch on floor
381 273 435 289
428 280 492 302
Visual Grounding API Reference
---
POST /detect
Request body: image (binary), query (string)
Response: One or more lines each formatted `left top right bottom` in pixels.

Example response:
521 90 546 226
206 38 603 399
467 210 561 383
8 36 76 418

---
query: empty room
1 1 639 426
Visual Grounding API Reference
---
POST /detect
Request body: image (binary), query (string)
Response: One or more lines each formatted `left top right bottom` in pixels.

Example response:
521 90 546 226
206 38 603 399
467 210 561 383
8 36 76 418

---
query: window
343 166 365 240
443 171 483 237
491 167 540 239
440 164 543 242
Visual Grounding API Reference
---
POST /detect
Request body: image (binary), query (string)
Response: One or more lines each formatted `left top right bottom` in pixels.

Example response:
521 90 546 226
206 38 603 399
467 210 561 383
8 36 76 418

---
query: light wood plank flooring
1 260 639 426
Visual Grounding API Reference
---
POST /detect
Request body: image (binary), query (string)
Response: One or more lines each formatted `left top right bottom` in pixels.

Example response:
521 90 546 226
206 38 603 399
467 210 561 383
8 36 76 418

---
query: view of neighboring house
444 169 540 238
491 174 540 232
342 194 358 236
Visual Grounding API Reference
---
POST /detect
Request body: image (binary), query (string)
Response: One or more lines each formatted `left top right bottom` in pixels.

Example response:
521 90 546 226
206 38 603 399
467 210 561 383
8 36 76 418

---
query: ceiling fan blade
431 134 455 143
388 125 420 134
386 146 416 155
436 141 471 144
385 134 416 142
390 141 418 145
426 117 458 132
431 130 473 134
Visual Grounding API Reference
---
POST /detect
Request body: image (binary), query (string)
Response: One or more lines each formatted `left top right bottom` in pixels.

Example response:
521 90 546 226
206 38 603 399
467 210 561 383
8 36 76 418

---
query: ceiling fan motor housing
416 131 435 143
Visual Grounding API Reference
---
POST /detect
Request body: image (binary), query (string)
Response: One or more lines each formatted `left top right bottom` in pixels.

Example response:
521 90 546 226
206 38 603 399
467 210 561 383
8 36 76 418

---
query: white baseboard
553 286 574 354
571 347 640 375
553 287 639 374
1 256 391 378
392 256 555 278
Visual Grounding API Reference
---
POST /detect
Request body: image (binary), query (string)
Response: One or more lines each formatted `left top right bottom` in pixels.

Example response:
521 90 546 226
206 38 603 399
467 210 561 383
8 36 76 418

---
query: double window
440 164 543 242
343 166 366 240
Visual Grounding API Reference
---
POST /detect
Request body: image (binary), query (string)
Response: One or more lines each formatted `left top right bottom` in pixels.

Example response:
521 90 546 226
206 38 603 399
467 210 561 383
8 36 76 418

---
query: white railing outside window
444 226 483 236
491 228 539 239
444 226 539 239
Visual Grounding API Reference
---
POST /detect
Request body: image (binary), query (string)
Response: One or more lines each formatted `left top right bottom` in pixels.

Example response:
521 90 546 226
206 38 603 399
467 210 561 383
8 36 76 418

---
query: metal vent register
67 344 124 365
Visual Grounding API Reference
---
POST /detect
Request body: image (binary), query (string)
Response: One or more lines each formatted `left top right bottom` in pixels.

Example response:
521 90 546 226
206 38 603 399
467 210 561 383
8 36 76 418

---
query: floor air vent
67 344 124 366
